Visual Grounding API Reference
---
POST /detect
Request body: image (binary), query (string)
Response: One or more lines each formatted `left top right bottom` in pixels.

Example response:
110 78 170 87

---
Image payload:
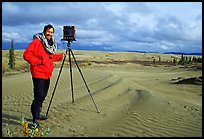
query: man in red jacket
24 24 65 128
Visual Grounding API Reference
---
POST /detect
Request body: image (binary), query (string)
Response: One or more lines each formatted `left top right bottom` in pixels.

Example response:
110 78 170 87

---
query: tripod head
61 38 76 42
61 39 75 48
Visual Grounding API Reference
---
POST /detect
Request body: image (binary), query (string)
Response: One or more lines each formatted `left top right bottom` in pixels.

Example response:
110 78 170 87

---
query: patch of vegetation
19 117 51 137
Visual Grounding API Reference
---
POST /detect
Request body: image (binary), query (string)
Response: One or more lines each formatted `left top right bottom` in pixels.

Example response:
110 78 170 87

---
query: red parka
23 38 63 79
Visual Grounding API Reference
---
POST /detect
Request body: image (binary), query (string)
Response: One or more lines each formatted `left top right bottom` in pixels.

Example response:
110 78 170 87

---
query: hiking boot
37 107 48 120
38 114 48 120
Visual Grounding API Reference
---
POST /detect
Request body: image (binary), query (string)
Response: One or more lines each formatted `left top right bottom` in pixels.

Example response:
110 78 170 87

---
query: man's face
44 28 54 40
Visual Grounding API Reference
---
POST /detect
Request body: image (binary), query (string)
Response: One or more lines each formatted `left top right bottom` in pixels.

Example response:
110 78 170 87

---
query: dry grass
2 50 202 77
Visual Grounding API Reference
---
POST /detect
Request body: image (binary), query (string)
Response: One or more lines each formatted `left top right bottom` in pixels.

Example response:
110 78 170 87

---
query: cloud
2 2 202 53
2 32 22 42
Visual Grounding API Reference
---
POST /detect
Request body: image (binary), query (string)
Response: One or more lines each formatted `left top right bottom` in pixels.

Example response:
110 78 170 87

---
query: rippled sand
2 51 202 137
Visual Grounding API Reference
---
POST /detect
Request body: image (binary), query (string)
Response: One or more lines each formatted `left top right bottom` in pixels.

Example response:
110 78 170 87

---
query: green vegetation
178 54 202 65
8 40 15 69
19 117 51 137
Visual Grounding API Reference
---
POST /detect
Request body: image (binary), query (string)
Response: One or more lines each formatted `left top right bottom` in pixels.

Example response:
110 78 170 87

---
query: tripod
46 40 100 116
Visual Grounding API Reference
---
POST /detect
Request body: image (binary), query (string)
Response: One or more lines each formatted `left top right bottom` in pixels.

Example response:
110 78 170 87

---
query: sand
2 50 202 137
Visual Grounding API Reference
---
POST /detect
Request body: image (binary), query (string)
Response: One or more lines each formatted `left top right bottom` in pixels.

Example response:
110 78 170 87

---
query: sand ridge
2 50 202 137
2 65 202 137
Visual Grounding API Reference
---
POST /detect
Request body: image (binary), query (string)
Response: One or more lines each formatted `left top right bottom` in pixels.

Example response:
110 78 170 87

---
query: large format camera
62 26 76 41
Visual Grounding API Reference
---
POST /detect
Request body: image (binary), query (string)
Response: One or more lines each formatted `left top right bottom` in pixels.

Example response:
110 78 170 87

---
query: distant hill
127 50 202 56
2 42 28 50
2 42 202 56
163 52 202 56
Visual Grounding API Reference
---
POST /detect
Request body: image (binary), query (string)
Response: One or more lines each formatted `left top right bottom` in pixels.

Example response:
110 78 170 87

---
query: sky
2 2 202 53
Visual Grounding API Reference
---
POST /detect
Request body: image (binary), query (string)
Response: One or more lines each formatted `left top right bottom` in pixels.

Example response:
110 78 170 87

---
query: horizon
2 44 202 56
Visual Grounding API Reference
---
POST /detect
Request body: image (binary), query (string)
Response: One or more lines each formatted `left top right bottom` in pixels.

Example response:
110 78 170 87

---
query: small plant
5 128 13 137
158 56 161 62
19 117 51 137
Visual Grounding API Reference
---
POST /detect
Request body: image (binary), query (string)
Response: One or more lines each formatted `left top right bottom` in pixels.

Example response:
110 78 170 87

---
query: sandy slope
2 63 202 137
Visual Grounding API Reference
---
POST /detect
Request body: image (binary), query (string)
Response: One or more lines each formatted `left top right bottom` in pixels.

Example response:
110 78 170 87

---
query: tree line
6 40 203 71
178 54 202 65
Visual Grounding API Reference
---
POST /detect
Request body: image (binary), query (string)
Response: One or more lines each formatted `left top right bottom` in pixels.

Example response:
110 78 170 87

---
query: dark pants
31 77 50 122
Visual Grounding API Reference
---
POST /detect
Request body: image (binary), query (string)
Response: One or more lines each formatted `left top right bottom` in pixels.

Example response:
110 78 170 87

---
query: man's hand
63 53 68 57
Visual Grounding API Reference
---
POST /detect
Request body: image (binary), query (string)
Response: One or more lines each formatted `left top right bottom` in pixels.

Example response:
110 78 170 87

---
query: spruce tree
178 54 184 65
8 39 15 69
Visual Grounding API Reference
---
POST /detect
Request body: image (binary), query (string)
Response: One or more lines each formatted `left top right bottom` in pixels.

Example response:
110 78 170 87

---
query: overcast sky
2 2 202 53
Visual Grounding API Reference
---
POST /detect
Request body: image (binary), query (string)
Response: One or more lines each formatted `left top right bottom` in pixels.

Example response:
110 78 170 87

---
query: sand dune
2 51 202 137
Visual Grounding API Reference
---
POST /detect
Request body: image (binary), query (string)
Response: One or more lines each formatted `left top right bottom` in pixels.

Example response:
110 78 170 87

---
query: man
24 24 65 128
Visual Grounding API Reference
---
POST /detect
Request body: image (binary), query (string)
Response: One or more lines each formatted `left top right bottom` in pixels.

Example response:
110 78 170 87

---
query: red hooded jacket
23 38 63 79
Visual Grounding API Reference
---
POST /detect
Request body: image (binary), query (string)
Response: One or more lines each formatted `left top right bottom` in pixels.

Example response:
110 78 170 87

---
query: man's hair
43 24 54 33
